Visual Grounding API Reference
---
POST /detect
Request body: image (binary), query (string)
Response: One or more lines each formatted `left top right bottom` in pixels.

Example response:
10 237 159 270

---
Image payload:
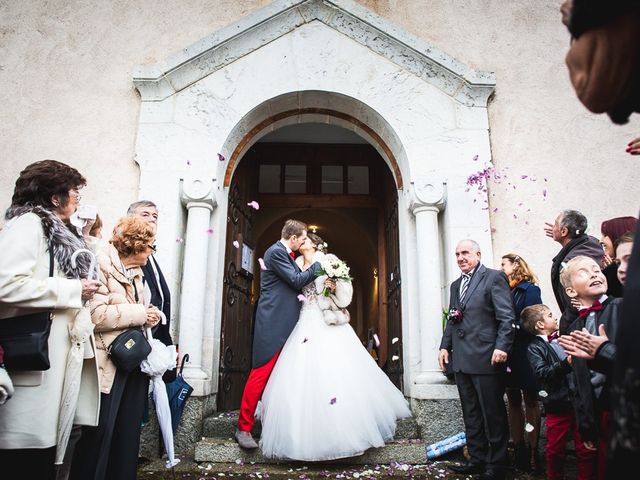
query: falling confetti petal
176 237 184 243
186 159 192 166
521 175 528 179
297 294 306 302
302 338 308 343
258 258 267 270
247 200 260 210
206 228 214 235
373 333 380 348
232 240 239 248
472 154 479 161
493 208 498 212
330 397 337 405
539 390 548 398
506 366 512 373
525 423 535 433
543 189 547 198
392 337 399 344
217 153 225 162
392 355 400 361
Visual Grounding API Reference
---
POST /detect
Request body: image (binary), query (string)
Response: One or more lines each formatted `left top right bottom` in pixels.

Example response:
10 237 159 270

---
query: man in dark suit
128 201 174 381
439 239 515 480
235 219 321 449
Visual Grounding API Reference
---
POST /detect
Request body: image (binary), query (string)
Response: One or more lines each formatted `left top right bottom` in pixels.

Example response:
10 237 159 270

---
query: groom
235 219 321 449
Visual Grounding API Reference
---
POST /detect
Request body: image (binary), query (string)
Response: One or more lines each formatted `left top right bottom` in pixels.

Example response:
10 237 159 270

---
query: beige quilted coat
90 243 147 393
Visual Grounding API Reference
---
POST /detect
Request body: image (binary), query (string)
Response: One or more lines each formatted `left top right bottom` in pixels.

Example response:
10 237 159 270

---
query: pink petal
186 160 192 166
206 228 214 235
302 337 308 343
175 237 184 243
297 294 306 302
513 214 518 219
329 397 337 405
472 154 479 161
217 153 225 162
521 175 528 179
258 258 267 270
232 240 239 248
543 189 547 197
247 200 260 210
493 208 498 212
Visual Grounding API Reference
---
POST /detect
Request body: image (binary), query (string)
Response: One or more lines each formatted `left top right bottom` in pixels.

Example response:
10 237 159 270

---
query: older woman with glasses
0 160 101 479
70 216 161 480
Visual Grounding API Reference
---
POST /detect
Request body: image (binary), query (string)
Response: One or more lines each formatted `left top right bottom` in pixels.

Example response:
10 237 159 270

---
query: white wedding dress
258 254 411 461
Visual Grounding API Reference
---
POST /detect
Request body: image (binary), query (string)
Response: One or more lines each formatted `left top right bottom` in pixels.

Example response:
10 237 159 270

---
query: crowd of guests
0 160 175 480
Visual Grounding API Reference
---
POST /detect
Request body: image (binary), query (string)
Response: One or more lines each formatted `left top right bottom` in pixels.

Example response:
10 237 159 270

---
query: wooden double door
217 143 404 411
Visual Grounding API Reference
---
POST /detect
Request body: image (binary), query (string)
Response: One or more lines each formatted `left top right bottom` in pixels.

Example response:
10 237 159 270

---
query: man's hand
438 349 449 372
627 136 640 155
491 349 508 365
544 222 554 239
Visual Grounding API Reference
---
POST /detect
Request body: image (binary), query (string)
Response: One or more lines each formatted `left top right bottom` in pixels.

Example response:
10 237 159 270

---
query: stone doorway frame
131 0 496 407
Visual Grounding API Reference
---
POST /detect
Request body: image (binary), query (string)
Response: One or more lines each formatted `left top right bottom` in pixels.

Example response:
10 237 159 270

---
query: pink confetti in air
506 366 512 373
472 154 479 161
206 228 214 235
232 240 239 248
302 338 308 343
543 189 547 198
186 160 191 166
329 397 337 405
247 200 260 210
521 175 528 179
513 214 518 219
217 153 225 162
544 178 548 182
297 294 306 303
493 208 498 212
258 258 267 270
175 237 184 243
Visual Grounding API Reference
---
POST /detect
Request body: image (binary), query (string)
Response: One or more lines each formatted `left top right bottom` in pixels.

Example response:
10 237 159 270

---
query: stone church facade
1 0 638 454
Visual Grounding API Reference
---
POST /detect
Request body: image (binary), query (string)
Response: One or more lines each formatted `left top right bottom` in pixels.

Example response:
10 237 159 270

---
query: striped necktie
459 273 471 303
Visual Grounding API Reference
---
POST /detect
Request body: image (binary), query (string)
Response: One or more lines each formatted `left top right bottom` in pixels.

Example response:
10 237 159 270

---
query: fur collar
6 204 92 279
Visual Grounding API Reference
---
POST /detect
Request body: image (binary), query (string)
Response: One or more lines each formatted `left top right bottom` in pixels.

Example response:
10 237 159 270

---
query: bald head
455 239 482 273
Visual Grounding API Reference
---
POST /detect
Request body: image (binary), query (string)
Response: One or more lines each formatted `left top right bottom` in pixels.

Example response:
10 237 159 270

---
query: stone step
203 411 420 441
195 438 430 465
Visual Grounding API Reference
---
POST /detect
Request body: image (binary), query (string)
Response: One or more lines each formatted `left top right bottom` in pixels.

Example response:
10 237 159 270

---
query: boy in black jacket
523 304 596 480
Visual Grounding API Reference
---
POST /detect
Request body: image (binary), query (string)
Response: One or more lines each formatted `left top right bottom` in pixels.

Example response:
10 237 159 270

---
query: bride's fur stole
298 251 353 325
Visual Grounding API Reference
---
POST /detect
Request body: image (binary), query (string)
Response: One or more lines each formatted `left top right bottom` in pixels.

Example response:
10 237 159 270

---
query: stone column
408 178 448 388
179 177 217 381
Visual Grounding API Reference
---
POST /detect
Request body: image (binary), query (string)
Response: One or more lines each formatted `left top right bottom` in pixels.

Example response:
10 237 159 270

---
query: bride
258 233 411 461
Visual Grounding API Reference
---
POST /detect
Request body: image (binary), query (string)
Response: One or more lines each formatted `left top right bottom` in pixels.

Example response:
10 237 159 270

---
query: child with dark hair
524 303 596 480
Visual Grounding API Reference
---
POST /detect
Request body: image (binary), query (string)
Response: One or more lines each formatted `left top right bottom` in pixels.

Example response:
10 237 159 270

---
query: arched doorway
217 123 403 411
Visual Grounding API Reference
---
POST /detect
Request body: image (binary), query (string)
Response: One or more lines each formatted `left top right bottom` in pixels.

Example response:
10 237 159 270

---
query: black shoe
448 462 485 474
514 442 531 471
479 469 505 480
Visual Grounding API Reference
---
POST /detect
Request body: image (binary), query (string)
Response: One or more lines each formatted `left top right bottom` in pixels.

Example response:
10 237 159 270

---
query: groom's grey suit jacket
252 241 319 368
440 264 515 375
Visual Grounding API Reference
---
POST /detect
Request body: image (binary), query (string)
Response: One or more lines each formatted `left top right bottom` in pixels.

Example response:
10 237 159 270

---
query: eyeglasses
69 191 82 202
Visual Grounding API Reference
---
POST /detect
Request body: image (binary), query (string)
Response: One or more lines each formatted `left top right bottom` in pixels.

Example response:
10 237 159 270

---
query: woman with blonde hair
500 253 543 472
70 216 162 480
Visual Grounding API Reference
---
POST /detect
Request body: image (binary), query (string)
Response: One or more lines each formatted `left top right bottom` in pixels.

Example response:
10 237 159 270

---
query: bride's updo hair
308 232 328 253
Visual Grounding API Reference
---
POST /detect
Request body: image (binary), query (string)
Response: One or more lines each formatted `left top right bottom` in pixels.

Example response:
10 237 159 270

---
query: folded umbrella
165 354 193 433
141 327 179 468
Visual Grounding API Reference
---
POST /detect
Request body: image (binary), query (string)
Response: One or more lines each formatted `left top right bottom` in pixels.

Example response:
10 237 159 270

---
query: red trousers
545 410 596 480
238 352 280 432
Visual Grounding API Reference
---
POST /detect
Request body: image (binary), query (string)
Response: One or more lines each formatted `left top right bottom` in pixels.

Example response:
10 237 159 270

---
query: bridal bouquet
316 255 352 297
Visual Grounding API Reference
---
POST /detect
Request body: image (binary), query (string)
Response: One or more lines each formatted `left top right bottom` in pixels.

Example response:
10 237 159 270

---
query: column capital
180 177 217 210
408 177 446 215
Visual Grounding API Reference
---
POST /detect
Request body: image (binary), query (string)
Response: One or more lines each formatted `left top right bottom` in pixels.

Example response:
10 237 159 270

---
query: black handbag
0 249 54 371
101 328 151 373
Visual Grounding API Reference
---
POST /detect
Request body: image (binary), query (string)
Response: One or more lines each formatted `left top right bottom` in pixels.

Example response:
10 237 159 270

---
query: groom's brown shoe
235 430 258 449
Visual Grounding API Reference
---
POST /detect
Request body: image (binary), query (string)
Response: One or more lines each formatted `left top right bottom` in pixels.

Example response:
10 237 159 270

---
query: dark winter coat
527 336 573 414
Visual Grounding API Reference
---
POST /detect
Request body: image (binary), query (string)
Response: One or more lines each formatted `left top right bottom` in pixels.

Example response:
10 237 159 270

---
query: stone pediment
133 0 495 106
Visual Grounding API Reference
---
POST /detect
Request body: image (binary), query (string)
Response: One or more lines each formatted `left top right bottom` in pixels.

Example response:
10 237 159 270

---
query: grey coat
440 264 516 375
252 241 319 368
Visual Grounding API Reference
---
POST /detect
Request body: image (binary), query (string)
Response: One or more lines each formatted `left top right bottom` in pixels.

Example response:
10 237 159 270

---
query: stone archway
132 0 496 423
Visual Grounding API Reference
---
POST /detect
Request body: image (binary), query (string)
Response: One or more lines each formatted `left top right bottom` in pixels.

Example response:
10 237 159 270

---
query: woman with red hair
600 216 638 297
